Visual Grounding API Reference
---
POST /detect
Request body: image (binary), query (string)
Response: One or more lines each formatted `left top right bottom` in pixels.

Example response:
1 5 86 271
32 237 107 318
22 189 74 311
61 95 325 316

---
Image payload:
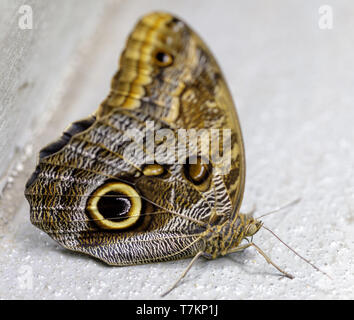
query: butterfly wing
25 12 245 265
101 12 245 214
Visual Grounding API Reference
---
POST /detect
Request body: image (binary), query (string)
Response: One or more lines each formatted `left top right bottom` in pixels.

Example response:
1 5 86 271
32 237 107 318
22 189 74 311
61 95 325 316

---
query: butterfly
25 12 322 295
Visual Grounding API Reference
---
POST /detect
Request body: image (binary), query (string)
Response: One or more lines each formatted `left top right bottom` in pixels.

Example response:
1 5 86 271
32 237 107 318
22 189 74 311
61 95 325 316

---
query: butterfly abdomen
202 216 246 259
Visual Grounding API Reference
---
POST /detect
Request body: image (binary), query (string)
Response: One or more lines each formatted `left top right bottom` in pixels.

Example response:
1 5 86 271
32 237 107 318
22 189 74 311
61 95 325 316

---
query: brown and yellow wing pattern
24 12 245 266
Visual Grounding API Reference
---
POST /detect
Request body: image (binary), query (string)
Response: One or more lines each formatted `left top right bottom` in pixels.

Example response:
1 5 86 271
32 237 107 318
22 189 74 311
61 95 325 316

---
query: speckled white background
1 0 354 299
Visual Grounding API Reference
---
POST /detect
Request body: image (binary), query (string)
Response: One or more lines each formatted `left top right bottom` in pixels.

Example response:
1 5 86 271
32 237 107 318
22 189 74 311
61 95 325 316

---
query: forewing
99 11 245 213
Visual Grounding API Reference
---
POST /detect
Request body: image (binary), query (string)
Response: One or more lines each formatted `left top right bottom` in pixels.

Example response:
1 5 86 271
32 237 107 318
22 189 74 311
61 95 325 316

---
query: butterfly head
244 217 263 238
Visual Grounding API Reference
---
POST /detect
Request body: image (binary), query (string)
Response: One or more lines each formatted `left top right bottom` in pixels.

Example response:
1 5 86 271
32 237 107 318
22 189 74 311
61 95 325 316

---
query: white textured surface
1 0 354 299
0 0 109 190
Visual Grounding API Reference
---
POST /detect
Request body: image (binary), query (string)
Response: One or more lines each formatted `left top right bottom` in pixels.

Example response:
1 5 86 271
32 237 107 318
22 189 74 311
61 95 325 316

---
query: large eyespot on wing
86 181 142 230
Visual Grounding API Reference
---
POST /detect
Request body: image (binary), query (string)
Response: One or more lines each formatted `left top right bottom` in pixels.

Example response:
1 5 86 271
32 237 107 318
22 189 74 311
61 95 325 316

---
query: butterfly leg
161 251 205 297
228 242 294 279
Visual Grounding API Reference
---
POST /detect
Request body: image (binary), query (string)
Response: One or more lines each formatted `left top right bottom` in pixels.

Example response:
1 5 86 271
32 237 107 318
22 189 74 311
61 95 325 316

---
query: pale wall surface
0 0 353 299
0 0 110 191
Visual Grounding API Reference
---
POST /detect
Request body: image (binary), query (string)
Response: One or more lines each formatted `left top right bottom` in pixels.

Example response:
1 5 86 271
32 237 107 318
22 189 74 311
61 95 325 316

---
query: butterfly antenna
255 197 301 219
262 225 332 279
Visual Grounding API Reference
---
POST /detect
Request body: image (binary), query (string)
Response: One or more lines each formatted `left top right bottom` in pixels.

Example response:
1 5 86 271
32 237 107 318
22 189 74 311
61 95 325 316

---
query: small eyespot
87 182 141 230
188 162 208 184
143 164 165 176
168 17 184 32
184 157 212 186
153 50 174 67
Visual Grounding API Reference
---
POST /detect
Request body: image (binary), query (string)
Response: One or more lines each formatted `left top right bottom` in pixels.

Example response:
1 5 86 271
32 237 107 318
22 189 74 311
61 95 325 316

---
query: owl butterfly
25 12 327 295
